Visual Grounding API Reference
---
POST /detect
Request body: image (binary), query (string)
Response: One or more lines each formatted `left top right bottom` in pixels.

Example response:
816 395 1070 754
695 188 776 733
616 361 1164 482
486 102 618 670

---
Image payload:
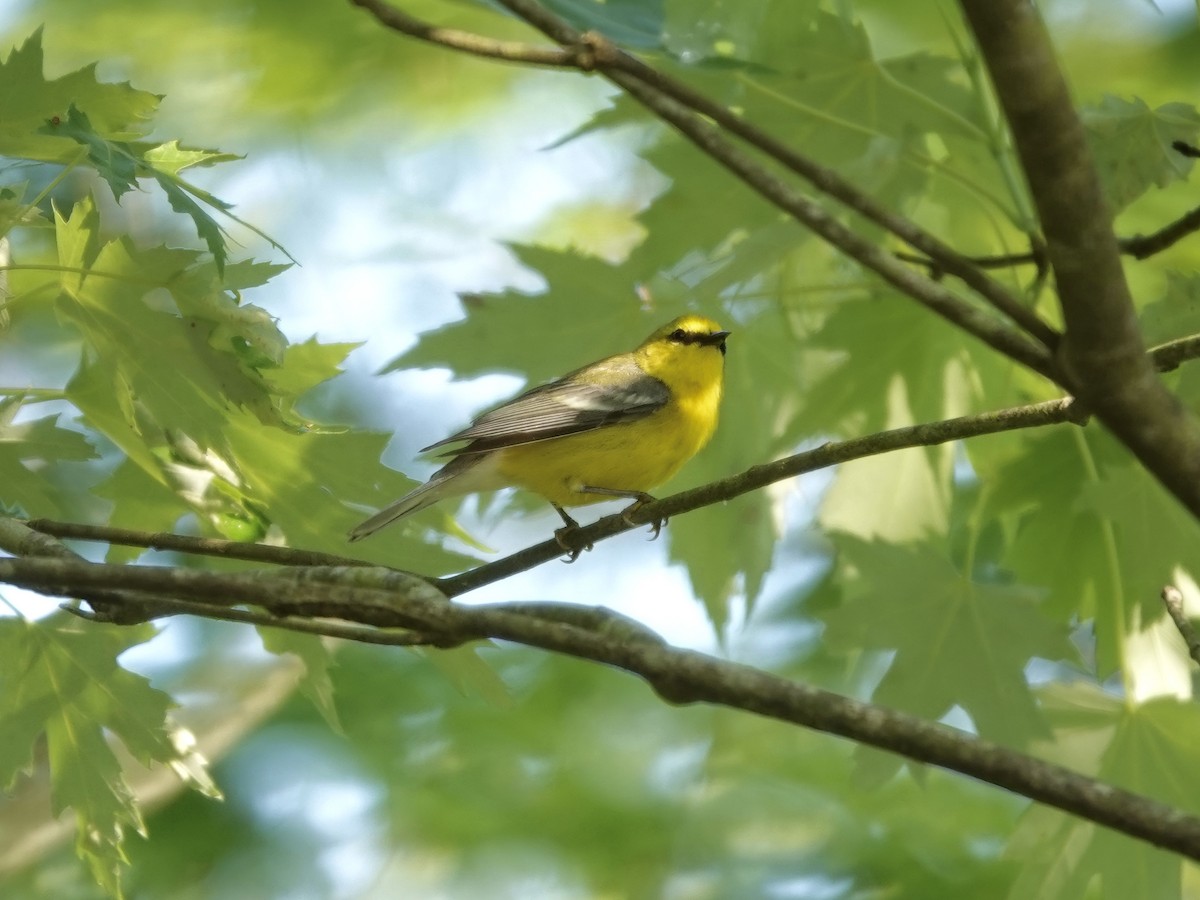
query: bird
348 314 730 552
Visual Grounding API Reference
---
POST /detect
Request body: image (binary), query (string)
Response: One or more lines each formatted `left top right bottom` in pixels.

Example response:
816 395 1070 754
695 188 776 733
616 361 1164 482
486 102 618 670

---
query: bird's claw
554 525 593 563
620 496 667 541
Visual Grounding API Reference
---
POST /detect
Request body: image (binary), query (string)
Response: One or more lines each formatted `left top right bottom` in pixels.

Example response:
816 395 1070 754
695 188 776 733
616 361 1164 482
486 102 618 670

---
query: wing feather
424 356 669 455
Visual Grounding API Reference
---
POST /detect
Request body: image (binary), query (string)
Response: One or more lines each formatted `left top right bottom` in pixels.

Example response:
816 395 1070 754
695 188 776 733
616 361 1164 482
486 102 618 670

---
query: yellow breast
495 369 723 508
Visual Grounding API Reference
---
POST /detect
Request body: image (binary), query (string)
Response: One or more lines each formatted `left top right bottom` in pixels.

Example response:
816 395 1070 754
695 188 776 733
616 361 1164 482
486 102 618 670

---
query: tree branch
1124 204 1200 260
21 519 371 568
439 397 1082 595
898 203 1200 271
6 553 1200 861
958 0 1200 524
349 0 1062 373
1161 585 1200 668
347 0 580 67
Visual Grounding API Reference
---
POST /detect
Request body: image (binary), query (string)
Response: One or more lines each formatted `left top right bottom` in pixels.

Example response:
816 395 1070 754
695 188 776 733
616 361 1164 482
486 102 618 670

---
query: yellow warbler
349 314 729 545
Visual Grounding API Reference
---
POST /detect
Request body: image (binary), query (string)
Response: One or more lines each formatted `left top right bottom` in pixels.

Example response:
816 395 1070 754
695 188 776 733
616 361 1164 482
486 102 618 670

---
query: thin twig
896 204 1200 270
608 70 1058 379
1123 205 1200 260
22 519 372 568
1161 586 1200 668
137 596 451 647
348 0 580 67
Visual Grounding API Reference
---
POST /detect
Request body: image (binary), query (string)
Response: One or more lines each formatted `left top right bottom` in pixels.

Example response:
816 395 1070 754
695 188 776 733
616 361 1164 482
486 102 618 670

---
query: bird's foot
554 525 593 563
620 493 666 541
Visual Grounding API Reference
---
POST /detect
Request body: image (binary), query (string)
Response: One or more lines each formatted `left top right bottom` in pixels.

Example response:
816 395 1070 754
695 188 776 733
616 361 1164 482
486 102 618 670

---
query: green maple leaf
1006 682 1200 899
42 104 285 274
0 29 160 163
0 618 187 896
0 396 98 515
820 536 1073 746
1083 95 1200 213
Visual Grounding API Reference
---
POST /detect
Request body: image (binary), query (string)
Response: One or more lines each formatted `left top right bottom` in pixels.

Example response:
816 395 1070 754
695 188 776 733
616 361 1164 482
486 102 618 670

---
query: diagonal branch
349 0 1062 373
6 553 1200 861
484 0 1059 348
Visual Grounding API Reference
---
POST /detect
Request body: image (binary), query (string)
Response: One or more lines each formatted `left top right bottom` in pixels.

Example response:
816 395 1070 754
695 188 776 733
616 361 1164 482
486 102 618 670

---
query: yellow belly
493 391 719 507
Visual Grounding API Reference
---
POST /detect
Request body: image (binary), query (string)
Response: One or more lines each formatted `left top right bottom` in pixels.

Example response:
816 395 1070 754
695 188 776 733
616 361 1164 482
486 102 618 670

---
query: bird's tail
347 454 492 542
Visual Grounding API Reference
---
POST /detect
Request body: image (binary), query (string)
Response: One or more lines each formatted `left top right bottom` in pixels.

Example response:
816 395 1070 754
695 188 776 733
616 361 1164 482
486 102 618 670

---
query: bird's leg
552 503 591 563
578 486 667 541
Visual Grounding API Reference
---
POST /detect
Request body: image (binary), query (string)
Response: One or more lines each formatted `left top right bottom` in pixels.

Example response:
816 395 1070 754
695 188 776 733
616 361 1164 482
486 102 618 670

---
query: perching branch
439 397 1083 595
6 552 1200 861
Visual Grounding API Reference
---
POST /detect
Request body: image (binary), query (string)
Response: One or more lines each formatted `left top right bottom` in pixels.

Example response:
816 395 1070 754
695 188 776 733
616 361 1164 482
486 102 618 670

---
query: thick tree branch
6 553 1200 861
958 0 1200 524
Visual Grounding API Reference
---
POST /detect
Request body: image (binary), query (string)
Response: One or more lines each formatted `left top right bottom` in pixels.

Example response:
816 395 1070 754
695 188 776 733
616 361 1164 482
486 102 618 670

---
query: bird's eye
669 328 687 342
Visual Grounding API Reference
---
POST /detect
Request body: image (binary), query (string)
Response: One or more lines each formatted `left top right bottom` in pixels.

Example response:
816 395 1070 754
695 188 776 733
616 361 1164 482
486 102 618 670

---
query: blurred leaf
0 618 180 896
0 397 97 515
1080 455 1200 642
980 427 1114 638
540 0 665 49
1083 95 1200 213
821 536 1073 745
43 104 256 272
0 28 160 163
257 629 342 734
1006 682 1200 900
1139 270 1200 347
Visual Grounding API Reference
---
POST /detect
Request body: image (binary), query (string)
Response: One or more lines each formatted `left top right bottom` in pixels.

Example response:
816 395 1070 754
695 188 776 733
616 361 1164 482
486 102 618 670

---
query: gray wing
424 356 669 455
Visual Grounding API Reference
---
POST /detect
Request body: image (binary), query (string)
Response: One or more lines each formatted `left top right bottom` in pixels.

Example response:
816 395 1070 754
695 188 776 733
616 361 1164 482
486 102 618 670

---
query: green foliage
1083 96 1200 213
2 2 1200 899
0 618 187 896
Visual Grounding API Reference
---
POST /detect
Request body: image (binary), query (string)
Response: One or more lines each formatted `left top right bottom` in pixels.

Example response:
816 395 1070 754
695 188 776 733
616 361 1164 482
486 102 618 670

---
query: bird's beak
701 330 731 353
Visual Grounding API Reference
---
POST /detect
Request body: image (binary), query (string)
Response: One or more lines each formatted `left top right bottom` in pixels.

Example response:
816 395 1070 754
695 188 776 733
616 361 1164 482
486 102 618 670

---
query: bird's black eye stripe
669 327 724 351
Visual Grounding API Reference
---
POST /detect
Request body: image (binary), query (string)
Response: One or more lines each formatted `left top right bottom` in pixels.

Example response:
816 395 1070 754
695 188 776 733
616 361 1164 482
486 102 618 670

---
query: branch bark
6 553 1200 861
